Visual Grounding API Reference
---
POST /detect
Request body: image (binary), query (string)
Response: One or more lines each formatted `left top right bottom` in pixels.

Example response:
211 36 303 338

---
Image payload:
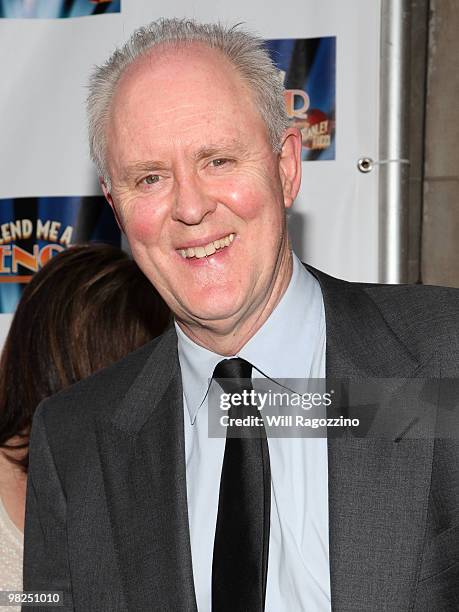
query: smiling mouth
178 233 235 259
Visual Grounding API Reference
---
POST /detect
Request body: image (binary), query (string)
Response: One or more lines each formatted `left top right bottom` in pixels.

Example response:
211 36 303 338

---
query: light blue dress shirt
176 253 331 611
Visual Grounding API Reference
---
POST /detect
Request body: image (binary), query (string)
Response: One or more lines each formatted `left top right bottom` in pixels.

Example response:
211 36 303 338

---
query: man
23 18 459 612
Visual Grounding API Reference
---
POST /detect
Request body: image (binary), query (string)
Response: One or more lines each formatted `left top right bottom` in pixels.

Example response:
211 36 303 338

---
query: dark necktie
211 358 271 611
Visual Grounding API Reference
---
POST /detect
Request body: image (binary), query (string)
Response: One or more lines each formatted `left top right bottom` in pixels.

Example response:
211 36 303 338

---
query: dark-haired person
0 244 170 597
23 18 459 612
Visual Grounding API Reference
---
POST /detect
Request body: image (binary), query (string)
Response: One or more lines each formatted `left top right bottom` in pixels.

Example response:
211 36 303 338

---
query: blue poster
0 196 120 313
266 37 336 161
0 0 120 19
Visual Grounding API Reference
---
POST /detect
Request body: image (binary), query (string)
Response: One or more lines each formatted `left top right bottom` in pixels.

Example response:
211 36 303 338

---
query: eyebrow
121 161 169 182
192 140 250 162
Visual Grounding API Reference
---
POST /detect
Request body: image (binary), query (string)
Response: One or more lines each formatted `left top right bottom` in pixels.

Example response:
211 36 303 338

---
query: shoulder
362 283 459 354
35 328 173 434
363 280 459 311
306 263 459 360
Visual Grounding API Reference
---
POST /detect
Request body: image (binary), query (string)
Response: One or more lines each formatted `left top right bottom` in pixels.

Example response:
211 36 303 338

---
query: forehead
106 42 268 160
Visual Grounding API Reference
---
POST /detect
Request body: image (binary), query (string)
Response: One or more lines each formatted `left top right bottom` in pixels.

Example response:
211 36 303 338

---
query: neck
177 249 293 355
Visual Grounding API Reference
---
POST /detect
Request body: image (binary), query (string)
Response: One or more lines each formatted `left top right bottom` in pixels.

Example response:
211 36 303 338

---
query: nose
172 172 217 225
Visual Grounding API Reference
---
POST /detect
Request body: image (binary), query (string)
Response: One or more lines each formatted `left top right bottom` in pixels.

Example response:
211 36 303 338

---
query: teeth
179 233 235 259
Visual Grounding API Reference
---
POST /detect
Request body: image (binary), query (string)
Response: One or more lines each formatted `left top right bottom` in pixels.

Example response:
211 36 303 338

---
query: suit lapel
306 265 437 611
95 327 197 611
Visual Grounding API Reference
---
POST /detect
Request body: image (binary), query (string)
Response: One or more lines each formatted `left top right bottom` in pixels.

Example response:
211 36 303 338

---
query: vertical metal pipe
379 0 412 283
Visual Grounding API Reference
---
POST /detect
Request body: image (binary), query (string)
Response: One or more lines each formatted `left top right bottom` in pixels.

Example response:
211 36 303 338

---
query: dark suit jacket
22 266 459 611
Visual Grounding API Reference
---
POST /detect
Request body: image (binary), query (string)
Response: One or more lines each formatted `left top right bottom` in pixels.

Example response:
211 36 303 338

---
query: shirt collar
175 253 324 423
175 322 227 423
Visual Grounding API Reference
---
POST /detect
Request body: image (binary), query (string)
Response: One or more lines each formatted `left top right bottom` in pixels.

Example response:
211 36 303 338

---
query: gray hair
87 18 290 187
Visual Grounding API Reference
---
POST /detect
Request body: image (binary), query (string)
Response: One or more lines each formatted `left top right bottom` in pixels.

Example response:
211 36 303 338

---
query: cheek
223 185 285 244
218 177 273 221
118 197 168 244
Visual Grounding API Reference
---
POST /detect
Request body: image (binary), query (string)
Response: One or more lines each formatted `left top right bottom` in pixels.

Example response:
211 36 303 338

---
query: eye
142 174 160 185
210 158 230 168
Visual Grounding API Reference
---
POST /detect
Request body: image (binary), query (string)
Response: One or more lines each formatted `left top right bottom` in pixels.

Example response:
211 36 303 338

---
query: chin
180 296 245 326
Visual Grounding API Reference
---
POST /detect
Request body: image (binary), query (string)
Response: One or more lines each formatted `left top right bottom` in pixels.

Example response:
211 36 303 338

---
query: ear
278 128 302 209
100 177 125 233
